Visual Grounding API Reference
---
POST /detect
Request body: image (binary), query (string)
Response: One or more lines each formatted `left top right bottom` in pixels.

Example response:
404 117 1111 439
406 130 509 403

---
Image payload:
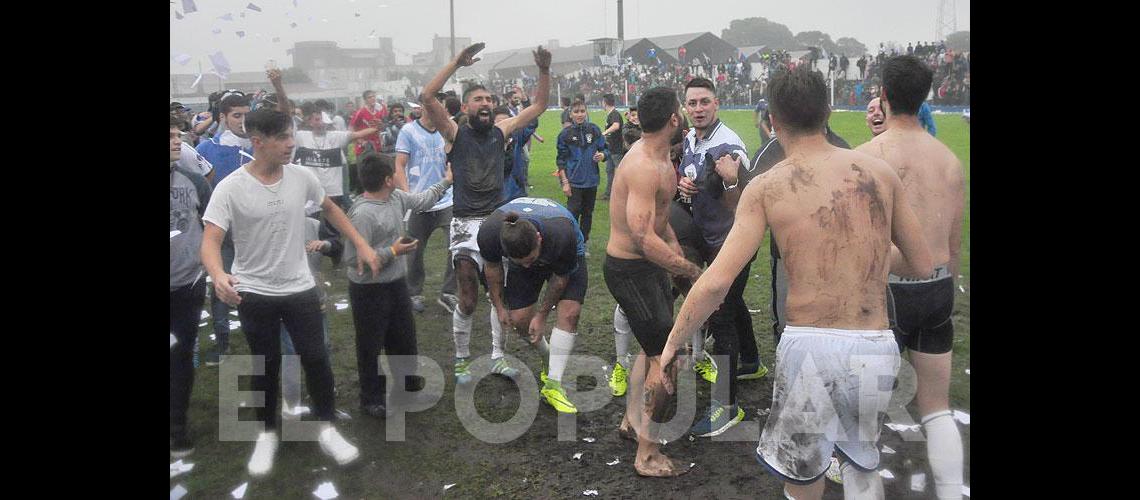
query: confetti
581 437 595 443
443 483 456 491
881 445 896 454
879 469 895 479
313 482 339 500
910 473 926 492
583 491 598 497
606 458 619 465
182 0 197 14
171 484 188 500
247 3 262 12
572 452 583 460
236 31 246 38
231 482 248 499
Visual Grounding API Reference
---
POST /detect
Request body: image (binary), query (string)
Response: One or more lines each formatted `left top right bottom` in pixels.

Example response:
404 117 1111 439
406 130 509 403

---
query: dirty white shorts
449 216 486 270
756 325 900 483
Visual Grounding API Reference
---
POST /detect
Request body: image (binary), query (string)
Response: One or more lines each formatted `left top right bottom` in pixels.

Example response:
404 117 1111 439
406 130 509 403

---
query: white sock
613 305 632 368
452 309 472 359
490 307 505 360
922 410 964 500
841 461 884 500
691 330 705 362
547 327 577 383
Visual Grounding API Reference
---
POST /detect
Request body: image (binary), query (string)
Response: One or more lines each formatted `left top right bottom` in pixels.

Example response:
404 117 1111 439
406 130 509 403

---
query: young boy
556 100 609 245
343 153 453 417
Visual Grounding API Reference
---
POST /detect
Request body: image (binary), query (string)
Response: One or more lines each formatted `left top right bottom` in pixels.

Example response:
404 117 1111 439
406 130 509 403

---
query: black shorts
603 255 674 356
505 255 588 310
887 266 955 354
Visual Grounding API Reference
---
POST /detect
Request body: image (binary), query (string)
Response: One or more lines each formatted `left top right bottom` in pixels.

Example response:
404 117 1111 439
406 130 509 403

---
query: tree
720 17 798 50
794 31 839 55
835 37 868 57
945 31 970 51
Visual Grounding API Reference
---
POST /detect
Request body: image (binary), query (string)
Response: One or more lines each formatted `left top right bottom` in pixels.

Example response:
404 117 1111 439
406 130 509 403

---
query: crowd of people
171 43 966 499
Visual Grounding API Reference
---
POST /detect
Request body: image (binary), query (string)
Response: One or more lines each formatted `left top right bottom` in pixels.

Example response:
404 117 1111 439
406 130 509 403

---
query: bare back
857 127 965 268
607 140 676 259
756 147 900 330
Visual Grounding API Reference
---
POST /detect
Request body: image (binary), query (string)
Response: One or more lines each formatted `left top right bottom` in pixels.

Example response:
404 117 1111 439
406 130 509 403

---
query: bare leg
619 352 647 441
911 351 952 416
785 478 825 500
633 355 690 477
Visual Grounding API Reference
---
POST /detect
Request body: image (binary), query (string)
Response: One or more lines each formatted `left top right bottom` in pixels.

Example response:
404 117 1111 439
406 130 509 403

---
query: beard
469 111 494 134
669 124 685 145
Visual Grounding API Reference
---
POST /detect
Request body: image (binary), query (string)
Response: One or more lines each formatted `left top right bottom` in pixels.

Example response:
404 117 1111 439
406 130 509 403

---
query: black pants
566 186 597 243
238 288 336 430
349 280 419 407
701 244 757 407
322 195 351 266
170 279 207 433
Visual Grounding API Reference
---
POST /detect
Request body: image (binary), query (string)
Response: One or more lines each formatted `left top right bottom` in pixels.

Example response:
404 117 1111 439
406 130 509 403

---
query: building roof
626 32 707 50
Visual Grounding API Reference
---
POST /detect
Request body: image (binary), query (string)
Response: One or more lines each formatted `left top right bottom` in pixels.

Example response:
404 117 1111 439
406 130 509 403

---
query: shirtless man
650 66 932 499
865 97 887 137
856 55 966 500
603 87 702 477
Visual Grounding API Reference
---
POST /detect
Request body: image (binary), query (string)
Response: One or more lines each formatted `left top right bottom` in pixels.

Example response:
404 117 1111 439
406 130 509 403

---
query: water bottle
680 164 697 204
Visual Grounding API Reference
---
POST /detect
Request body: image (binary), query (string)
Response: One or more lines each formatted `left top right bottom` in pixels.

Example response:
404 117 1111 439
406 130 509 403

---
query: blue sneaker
690 400 744 437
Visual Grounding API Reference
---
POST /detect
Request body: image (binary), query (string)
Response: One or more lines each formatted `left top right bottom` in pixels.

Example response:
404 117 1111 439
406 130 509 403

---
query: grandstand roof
626 32 707 50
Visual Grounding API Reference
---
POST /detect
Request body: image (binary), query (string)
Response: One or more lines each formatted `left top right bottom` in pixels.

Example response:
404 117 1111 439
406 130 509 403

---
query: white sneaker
247 431 280 477
319 424 360 466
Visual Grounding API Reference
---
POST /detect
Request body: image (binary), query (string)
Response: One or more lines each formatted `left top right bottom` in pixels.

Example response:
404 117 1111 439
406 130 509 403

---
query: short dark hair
500 212 539 259
492 106 511 119
881 55 933 116
767 66 829 135
358 153 395 192
603 94 616 106
444 95 462 116
389 103 404 113
170 114 182 130
434 92 449 102
462 84 489 103
244 109 292 138
314 99 334 112
684 77 716 95
570 100 586 110
628 105 637 112
220 93 251 115
638 87 679 133
363 90 376 99
561 97 571 107
301 102 320 118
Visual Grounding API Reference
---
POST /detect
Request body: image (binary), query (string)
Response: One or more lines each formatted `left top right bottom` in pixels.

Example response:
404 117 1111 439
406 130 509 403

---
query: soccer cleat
737 359 769 380
693 353 718 384
318 424 360 466
247 431 280 477
689 400 744 437
491 358 520 379
454 358 472 385
540 381 578 414
609 361 629 396
825 456 844 484
437 293 459 314
410 295 425 313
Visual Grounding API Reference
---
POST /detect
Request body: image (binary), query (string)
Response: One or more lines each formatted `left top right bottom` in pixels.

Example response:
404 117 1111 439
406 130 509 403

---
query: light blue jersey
396 119 452 211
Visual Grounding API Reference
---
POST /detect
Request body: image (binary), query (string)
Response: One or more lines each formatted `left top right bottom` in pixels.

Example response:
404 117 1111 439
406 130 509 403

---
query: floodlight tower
936 0 957 41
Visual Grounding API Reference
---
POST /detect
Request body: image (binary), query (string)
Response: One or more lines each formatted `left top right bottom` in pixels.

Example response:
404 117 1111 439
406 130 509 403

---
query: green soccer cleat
454 358 472 385
540 380 578 413
736 359 769 380
609 361 629 396
693 354 718 384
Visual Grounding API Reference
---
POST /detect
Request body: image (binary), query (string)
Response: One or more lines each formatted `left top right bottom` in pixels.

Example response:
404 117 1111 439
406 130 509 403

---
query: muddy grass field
172 111 970 498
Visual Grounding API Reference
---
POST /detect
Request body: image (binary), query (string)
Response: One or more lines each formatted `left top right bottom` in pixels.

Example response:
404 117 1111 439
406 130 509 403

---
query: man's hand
213 273 242 307
678 176 699 198
657 345 679 395
533 45 552 72
527 313 547 345
714 153 740 186
455 42 486 67
444 162 453 183
393 238 419 256
561 181 572 197
355 244 382 279
593 151 605 163
496 307 513 337
267 68 283 85
305 240 330 254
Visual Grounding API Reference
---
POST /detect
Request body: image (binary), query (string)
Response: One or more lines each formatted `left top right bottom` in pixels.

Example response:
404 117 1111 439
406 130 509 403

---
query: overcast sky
170 0 969 75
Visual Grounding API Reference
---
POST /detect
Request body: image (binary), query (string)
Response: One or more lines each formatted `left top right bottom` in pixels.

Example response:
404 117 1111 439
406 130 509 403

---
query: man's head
628 105 639 125
388 103 405 123
880 55 933 116
358 152 396 193
767 66 829 137
314 99 334 114
570 100 587 125
639 87 684 145
444 95 462 117
462 84 494 133
301 102 326 132
170 114 183 163
408 102 423 120
865 97 886 136
244 109 295 166
492 106 512 125
683 77 719 131
500 212 542 267
561 97 571 109
509 91 522 107
220 91 252 138
603 93 616 109
363 90 377 109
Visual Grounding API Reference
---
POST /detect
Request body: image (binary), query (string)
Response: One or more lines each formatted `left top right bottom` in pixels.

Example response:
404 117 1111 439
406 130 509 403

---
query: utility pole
618 0 626 106
450 0 456 60
936 0 957 41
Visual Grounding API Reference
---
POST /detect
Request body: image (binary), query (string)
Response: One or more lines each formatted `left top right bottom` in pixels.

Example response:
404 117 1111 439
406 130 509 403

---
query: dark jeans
406 207 457 298
603 152 624 198
566 186 598 243
701 245 757 407
349 279 419 407
209 234 236 352
322 195 351 266
171 279 207 432
237 287 336 430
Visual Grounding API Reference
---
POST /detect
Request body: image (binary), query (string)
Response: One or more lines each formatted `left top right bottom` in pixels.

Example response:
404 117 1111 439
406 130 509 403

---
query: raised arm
267 69 292 117
421 43 486 143
496 46 551 137
349 126 379 141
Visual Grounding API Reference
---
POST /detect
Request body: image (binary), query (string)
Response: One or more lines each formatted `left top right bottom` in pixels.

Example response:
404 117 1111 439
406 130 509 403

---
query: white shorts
449 216 486 270
756 325 900 483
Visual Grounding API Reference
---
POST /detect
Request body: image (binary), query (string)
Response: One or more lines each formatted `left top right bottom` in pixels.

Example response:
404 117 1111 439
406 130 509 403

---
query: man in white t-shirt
201 108 382 478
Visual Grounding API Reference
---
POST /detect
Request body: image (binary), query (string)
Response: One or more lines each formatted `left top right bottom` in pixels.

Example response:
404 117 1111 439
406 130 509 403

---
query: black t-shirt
605 109 625 155
448 124 506 217
477 209 581 275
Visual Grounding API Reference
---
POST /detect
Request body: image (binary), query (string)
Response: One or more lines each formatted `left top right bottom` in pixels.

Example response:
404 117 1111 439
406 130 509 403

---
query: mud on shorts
504 255 588 310
603 255 674 357
449 216 487 271
756 326 900 484
887 264 955 354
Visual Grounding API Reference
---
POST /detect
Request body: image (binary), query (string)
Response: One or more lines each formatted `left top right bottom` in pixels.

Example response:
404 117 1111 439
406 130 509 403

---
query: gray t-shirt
344 180 450 285
202 164 326 296
170 165 212 290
